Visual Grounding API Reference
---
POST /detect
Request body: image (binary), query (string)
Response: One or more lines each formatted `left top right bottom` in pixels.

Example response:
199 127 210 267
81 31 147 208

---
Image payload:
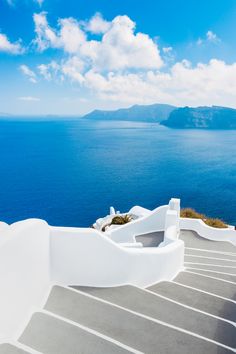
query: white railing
180 217 236 246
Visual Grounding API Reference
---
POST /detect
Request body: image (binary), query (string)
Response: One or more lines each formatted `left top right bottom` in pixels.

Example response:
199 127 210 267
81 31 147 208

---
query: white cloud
33 12 59 51
197 30 220 45
38 61 61 80
29 13 236 108
18 96 40 101
20 64 37 83
0 33 23 54
206 30 220 43
35 0 44 6
33 12 163 71
85 12 110 34
163 46 172 53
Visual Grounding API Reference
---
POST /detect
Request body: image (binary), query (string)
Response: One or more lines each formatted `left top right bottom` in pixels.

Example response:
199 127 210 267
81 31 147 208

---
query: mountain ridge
160 105 236 129
82 103 176 123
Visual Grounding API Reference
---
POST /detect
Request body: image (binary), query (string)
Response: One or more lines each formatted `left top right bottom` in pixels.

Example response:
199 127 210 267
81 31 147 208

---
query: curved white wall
50 226 184 288
108 205 169 243
0 219 50 339
180 217 236 246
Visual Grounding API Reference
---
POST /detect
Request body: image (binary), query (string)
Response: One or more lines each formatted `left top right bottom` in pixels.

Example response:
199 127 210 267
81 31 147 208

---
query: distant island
82 104 176 123
161 106 236 129
83 104 236 129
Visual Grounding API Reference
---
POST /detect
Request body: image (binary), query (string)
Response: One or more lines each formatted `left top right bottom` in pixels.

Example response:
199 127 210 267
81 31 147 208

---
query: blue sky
1 0 236 115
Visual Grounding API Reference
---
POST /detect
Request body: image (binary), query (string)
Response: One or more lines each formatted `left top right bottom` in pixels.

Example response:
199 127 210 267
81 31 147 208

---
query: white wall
50 225 184 288
0 219 50 340
180 218 236 246
108 205 169 243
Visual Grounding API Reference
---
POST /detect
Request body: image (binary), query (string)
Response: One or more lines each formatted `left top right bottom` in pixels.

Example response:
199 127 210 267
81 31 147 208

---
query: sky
1 0 236 115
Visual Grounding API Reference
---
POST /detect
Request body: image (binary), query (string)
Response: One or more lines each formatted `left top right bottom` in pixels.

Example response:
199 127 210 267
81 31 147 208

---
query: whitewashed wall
50 223 184 288
180 217 236 246
108 205 169 243
0 219 50 339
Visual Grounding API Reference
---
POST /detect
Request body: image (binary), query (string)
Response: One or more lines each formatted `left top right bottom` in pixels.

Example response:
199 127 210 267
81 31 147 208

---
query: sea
0 118 235 227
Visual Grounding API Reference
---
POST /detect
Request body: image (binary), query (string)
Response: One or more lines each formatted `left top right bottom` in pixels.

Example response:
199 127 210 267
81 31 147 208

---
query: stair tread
74 285 235 348
0 344 29 354
20 312 131 354
42 285 233 353
174 271 236 300
185 249 236 260
185 268 236 282
184 255 236 267
184 263 236 274
180 231 236 253
147 281 236 322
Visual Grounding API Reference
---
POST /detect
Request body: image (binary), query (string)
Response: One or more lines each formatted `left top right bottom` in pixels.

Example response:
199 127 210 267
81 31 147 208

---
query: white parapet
180 217 236 246
0 219 50 339
50 226 184 288
108 204 169 243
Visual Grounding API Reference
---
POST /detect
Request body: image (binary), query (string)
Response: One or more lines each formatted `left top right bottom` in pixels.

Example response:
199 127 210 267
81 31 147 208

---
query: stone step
75 284 236 348
0 344 29 354
174 271 236 300
185 255 236 267
147 281 236 322
20 312 133 354
180 231 236 253
184 263 236 275
43 285 233 354
185 248 236 261
184 268 236 283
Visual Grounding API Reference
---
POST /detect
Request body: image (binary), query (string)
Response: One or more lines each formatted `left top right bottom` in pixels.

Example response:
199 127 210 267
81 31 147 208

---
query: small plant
180 208 204 219
180 208 227 229
204 218 227 229
102 214 132 231
111 215 132 225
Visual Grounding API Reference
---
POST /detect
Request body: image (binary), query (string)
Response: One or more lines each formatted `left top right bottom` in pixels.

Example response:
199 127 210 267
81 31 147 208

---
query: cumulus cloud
20 64 37 83
33 12 163 71
18 96 40 101
29 13 236 108
85 12 110 34
0 33 24 54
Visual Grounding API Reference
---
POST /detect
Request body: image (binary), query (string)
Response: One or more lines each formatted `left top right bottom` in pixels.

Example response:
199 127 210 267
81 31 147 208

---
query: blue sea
0 118 235 227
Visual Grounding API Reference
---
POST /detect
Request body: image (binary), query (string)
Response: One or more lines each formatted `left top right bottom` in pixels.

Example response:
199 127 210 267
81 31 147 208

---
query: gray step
20 312 131 354
147 281 236 322
185 248 236 261
185 255 236 267
174 271 236 300
74 285 236 348
44 286 233 354
180 231 236 253
184 263 236 275
135 231 164 247
0 344 29 354
185 268 236 283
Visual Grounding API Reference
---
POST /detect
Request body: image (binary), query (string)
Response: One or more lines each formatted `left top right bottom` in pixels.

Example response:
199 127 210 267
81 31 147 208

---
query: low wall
180 217 236 246
108 205 169 243
0 219 50 339
50 226 184 288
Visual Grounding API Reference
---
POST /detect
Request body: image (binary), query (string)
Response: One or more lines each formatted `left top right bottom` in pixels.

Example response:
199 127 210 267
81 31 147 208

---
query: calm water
0 118 235 226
